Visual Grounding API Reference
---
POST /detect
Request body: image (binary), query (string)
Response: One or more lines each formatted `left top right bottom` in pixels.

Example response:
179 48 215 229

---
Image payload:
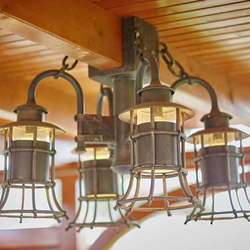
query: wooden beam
0 0 123 70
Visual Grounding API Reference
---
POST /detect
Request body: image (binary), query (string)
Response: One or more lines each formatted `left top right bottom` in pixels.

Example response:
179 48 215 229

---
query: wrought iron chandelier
0 16 249 229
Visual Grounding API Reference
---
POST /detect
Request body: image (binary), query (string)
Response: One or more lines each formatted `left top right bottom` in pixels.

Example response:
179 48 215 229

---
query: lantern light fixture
161 43 250 223
182 84 250 223
0 57 85 223
114 53 204 214
0 85 66 222
67 85 139 230
186 122 250 223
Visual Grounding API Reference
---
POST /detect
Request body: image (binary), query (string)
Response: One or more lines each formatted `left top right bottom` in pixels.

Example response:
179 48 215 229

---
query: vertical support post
8 127 12 181
149 107 155 205
4 130 8 182
111 78 135 174
239 133 246 184
51 129 56 182
88 17 159 175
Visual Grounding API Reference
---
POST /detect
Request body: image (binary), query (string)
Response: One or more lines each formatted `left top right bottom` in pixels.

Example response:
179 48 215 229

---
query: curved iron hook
171 76 220 114
26 70 84 115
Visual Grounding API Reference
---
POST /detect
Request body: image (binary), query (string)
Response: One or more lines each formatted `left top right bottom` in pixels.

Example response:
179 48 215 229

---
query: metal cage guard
0 58 84 222
114 53 204 215
170 73 250 224
67 85 139 230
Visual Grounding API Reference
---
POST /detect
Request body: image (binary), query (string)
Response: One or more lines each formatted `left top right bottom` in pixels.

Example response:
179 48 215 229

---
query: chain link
159 42 189 80
134 28 144 59
54 56 78 80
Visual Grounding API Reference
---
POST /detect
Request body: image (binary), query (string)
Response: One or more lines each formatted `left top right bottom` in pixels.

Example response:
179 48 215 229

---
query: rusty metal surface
88 17 159 87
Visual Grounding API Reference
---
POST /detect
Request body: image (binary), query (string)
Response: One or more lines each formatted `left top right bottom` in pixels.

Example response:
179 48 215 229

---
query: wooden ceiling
0 0 250 153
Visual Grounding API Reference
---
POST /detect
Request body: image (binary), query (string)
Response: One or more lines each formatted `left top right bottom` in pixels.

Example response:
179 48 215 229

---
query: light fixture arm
24 58 86 153
142 53 160 86
26 69 84 115
135 60 148 105
96 85 113 116
171 77 220 114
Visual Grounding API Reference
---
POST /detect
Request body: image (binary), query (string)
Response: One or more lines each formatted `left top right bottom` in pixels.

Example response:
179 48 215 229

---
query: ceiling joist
0 0 123 70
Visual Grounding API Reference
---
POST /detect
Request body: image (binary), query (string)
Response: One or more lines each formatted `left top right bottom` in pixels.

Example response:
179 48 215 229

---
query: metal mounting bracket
88 17 159 87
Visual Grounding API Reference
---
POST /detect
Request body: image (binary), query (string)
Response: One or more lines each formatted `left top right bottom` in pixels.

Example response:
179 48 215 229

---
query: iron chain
54 56 78 80
134 28 144 61
159 42 189 79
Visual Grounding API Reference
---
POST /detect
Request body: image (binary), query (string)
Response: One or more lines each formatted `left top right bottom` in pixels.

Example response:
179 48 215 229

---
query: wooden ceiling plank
160 23 250 42
199 54 250 64
178 36 250 52
166 30 250 48
0 44 47 56
223 68 250 76
203 52 250 63
155 11 250 31
0 54 65 73
214 66 250 75
144 2 250 25
95 0 198 12
192 48 250 60
93 0 158 9
0 49 57 64
0 34 25 44
0 27 11 35
157 16 250 36
124 0 246 19
219 61 250 70
6 65 89 80
159 23 250 39
0 39 37 48
220 60 250 67
0 0 123 70
181 42 250 57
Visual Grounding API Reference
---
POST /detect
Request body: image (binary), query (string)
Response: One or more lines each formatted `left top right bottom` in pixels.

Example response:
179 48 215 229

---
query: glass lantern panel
193 132 236 148
12 126 51 142
13 126 34 140
37 127 52 142
203 132 235 147
95 147 110 159
84 147 110 161
137 107 177 125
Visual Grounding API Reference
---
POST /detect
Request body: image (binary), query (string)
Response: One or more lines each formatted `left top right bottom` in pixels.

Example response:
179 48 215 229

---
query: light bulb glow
84 147 110 161
142 169 176 174
194 132 236 147
86 194 117 198
12 126 51 142
137 107 177 125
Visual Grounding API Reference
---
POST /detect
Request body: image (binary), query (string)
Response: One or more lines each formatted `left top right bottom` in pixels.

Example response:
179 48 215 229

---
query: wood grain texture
0 0 123 70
